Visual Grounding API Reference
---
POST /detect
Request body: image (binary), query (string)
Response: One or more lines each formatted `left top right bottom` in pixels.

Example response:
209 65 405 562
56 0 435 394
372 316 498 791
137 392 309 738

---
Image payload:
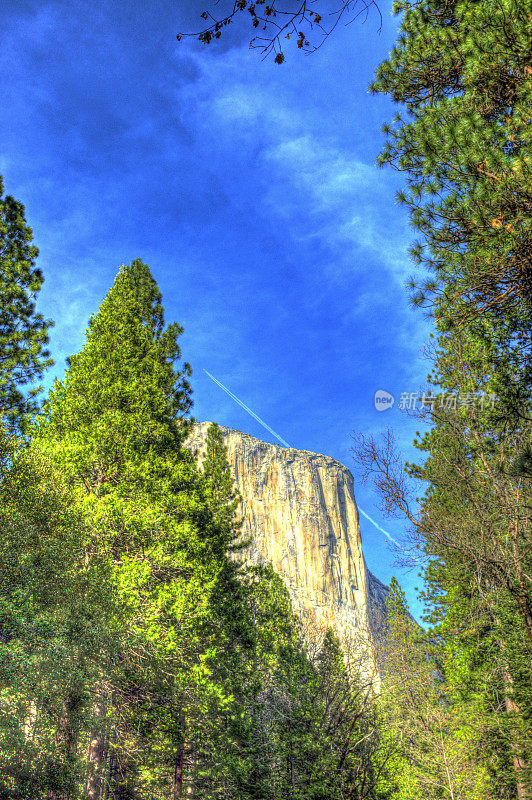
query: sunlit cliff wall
187 423 388 665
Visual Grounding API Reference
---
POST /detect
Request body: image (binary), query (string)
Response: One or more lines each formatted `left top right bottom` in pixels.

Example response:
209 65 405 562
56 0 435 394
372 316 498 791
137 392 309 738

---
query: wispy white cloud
182 57 414 291
262 134 413 280
265 134 375 199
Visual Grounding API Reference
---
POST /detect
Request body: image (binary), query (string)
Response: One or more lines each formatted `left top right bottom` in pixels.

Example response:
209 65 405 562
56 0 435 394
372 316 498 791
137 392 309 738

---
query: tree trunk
288 722 296 798
47 691 82 800
23 699 38 742
84 692 108 800
493 605 530 800
289 751 296 796
502 665 529 800
509 510 532 646
172 709 189 800
173 742 185 800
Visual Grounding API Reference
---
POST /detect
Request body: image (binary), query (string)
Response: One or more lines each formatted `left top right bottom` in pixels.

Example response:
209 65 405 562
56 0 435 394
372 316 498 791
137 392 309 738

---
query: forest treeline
0 250 389 799
1 0 531 798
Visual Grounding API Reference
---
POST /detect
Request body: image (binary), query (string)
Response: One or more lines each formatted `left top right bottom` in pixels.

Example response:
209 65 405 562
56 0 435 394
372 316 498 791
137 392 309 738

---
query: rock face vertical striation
187 423 388 660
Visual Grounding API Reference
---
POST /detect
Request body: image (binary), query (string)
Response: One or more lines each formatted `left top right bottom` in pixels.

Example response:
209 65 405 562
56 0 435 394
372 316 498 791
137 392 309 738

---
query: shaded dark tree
0 177 53 431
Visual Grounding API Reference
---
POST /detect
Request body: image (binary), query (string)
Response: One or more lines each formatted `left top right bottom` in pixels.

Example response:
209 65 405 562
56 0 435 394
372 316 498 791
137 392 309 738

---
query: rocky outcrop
187 423 388 669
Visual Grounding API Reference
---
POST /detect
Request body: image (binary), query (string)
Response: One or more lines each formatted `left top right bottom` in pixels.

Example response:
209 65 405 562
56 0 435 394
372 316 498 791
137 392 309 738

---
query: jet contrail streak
204 368 403 548
357 508 402 548
203 370 291 448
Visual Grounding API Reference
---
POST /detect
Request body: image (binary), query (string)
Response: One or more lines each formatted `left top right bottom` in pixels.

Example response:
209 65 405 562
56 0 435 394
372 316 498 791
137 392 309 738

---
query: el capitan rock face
187 423 388 664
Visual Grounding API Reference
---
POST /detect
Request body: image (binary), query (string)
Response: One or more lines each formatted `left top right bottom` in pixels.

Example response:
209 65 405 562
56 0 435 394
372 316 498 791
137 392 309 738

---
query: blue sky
1 0 433 620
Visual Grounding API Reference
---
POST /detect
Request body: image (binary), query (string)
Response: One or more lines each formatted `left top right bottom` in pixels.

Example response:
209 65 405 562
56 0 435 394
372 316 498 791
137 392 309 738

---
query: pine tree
33 260 237 799
0 177 53 431
410 338 532 797
201 422 246 554
422 558 531 800
371 0 532 412
165 423 255 799
367 5 532 795
372 0 532 316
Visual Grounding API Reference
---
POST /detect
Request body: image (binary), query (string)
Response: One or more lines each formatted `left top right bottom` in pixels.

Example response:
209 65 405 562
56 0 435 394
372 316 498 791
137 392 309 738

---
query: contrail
203 368 400 548
357 508 402 548
203 370 291 448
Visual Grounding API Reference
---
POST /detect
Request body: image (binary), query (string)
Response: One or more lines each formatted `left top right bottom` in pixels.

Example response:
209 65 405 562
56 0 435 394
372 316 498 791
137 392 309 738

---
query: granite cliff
187 423 388 668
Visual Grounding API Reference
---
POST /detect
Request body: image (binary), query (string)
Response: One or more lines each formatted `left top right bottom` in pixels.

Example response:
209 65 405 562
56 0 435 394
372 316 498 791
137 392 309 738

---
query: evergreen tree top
0 176 53 432
37 259 193 478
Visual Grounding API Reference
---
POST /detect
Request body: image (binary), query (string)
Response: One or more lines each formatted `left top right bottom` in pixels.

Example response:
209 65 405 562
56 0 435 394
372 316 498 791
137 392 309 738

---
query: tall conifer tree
33 260 238 799
0 177 53 431
371 0 532 413
367 4 532 796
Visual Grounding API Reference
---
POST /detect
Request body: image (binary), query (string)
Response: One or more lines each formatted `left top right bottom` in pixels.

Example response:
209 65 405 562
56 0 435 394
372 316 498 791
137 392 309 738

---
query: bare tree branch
177 0 382 63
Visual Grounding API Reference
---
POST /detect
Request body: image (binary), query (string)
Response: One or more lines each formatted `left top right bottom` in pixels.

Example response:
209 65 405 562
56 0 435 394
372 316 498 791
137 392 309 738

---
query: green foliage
29 260 239 798
0 258 391 799
376 578 498 800
0 429 114 799
0 177 53 432
201 422 247 555
393 328 532 798
372 0 532 412
370 4 532 797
